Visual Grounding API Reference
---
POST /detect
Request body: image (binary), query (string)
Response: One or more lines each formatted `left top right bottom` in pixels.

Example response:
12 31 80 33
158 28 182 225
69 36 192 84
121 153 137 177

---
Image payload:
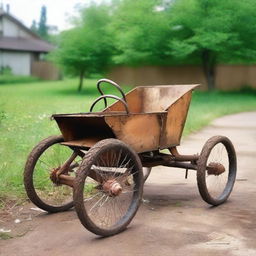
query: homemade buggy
24 79 237 237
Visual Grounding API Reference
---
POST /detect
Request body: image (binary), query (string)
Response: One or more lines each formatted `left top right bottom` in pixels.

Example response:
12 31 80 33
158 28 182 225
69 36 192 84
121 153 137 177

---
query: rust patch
207 162 226 176
105 113 164 153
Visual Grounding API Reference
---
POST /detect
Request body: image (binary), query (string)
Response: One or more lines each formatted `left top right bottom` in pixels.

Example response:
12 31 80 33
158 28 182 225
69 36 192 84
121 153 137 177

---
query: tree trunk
78 70 85 92
202 50 216 90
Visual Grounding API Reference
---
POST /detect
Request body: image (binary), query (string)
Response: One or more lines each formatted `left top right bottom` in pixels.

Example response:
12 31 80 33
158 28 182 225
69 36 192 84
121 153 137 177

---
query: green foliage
109 0 170 65
0 75 40 85
165 0 256 89
30 5 50 40
166 0 256 62
30 20 38 34
0 66 12 75
38 5 48 39
50 0 256 90
50 4 113 91
109 0 256 89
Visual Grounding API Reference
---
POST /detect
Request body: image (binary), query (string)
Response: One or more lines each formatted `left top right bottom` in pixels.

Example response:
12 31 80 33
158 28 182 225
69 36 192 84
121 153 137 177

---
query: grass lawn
0 78 256 204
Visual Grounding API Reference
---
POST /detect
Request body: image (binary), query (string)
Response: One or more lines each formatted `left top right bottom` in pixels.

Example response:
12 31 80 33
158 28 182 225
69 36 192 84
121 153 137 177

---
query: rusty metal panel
140 85 198 112
52 84 198 151
104 84 199 113
53 115 115 142
61 137 100 148
105 113 165 153
160 91 192 148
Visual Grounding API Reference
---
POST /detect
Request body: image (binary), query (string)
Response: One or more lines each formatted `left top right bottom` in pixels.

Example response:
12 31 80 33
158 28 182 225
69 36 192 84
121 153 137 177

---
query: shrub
0 75 40 85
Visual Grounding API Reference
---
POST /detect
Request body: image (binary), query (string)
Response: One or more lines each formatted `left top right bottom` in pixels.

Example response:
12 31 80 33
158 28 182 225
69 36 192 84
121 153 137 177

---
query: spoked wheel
74 139 143 237
24 135 82 213
197 136 237 206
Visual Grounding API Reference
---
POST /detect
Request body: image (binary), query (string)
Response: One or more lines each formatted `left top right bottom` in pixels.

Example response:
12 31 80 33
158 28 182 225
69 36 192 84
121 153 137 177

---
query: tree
109 0 170 66
38 5 48 39
109 0 256 90
166 0 256 90
50 4 113 91
30 5 50 40
30 20 37 34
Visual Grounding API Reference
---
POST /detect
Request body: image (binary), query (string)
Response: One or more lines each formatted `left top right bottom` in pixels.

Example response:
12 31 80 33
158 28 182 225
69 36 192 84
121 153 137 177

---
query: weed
0 232 13 240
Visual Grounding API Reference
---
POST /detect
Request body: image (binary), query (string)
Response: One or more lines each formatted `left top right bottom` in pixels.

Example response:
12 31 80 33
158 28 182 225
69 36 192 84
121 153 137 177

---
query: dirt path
1 111 256 256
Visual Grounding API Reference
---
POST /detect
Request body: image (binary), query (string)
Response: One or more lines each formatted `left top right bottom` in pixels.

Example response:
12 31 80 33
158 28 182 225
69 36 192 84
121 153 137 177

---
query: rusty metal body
52 84 198 153
51 81 200 187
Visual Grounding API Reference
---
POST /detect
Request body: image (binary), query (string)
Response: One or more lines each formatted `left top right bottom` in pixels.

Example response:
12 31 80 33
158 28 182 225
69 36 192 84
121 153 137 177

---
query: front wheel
74 139 143 237
197 136 237 206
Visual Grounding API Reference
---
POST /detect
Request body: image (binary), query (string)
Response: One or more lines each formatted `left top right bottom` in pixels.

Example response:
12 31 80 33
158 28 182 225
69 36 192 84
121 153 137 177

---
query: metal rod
142 158 197 170
56 151 78 177
58 175 75 187
169 147 199 161
97 78 127 107
90 95 130 114
163 162 197 170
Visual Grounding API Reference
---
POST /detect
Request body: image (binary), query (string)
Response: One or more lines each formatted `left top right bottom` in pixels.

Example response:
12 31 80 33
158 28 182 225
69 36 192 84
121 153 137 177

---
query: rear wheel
197 136 237 206
74 139 143 237
24 135 81 212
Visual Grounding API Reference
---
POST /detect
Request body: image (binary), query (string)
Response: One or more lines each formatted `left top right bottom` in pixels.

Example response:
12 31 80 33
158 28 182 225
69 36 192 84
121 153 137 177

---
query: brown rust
168 147 199 162
207 162 226 176
50 169 105 188
56 152 78 177
140 151 198 170
50 170 75 188
105 84 199 114
58 175 75 187
102 179 122 196
160 92 193 148
52 84 199 153
105 113 164 153
61 138 100 149
52 115 115 142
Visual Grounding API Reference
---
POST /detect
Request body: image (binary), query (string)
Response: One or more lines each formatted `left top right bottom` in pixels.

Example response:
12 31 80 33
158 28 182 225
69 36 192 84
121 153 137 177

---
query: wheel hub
50 167 60 184
207 162 225 176
103 179 122 196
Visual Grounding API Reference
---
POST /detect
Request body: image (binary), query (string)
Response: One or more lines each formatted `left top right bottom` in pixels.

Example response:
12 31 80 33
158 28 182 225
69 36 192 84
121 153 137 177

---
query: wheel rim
32 143 81 207
80 145 141 232
205 142 233 200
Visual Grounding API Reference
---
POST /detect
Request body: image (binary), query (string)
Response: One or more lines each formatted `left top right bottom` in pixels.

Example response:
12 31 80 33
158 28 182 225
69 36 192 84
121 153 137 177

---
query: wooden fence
31 61 60 80
108 65 256 90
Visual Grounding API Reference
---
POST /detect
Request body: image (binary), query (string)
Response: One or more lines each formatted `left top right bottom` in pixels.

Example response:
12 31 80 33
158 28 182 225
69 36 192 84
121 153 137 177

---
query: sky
1 0 103 31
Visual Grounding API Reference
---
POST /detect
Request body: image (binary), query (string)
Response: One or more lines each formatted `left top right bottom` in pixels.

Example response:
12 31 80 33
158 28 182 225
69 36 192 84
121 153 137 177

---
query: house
0 8 54 76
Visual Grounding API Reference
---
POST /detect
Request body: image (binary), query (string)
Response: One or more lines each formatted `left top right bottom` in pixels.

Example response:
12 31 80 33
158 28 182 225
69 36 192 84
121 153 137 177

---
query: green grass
0 79 255 202
0 78 131 200
0 232 13 240
184 88 256 136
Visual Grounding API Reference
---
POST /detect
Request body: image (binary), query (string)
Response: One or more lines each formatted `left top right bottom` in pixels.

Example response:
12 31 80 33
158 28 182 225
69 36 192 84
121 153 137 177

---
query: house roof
0 10 54 53
0 37 54 53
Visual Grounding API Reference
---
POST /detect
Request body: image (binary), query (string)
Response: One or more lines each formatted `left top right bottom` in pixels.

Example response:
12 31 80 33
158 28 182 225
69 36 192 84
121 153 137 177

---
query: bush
0 75 40 85
0 66 12 75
